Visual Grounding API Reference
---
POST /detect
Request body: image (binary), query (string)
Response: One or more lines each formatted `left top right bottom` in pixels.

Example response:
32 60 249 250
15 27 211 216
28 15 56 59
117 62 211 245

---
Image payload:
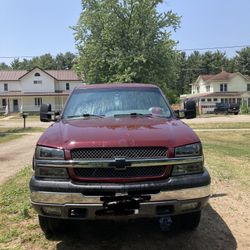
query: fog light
35 167 68 178
172 163 203 176
42 206 62 216
181 202 199 211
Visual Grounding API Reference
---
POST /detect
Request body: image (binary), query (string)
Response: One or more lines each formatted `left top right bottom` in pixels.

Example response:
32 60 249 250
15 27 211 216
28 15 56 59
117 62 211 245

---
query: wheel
234 112 239 115
38 216 68 239
179 211 201 231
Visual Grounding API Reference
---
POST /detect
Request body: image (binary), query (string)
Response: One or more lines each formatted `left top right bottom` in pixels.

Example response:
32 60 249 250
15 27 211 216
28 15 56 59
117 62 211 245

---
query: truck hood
38 117 200 151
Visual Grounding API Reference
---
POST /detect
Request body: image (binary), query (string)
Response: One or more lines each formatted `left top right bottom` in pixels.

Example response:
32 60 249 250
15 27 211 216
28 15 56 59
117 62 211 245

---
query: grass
0 167 52 250
0 133 24 143
0 127 44 143
197 131 250 187
188 122 250 129
0 127 45 133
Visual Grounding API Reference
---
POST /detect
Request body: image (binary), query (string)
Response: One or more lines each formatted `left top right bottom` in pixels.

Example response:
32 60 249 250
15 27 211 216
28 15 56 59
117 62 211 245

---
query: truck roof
76 83 159 90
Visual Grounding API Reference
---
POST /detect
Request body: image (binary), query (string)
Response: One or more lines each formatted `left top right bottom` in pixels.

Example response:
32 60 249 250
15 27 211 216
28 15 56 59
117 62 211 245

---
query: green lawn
197 131 250 187
0 133 24 144
188 122 250 129
0 127 45 133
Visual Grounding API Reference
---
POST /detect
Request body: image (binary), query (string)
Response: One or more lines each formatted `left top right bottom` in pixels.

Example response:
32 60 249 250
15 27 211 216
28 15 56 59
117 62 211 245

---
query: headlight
175 143 202 157
36 146 64 160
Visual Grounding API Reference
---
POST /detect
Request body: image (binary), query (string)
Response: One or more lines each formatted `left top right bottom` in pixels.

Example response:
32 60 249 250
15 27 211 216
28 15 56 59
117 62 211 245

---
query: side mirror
175 100 197 119
184 100 196 119
40 104 53 122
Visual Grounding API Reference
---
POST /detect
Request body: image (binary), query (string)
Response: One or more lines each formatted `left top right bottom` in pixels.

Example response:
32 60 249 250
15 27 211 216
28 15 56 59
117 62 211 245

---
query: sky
1 0 250 65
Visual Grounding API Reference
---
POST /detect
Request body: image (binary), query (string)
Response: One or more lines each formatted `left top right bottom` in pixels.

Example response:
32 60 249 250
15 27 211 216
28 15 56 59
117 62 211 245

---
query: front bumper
30 169 210 219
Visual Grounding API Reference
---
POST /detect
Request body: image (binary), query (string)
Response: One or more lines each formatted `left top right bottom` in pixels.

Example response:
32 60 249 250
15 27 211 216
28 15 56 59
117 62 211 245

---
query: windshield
63 87 172 119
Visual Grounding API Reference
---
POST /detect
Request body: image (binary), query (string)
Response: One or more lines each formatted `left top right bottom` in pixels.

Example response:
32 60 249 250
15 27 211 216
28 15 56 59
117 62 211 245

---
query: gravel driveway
0 133 42 185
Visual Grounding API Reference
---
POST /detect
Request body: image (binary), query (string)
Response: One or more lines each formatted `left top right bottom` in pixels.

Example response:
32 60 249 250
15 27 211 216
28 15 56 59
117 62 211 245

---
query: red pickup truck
30 83 210 237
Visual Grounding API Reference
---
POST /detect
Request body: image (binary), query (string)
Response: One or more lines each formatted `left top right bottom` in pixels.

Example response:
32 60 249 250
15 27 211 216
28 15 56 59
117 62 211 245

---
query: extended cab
30 84 210 237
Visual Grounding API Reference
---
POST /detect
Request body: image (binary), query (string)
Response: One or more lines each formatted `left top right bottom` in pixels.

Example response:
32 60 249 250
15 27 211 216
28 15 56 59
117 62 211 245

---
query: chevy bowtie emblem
111 158 131 170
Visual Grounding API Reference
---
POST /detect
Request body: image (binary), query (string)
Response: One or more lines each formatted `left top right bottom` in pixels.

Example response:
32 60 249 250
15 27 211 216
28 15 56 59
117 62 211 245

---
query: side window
4 83 8 91
34 80 42 84
66 83 70 90
247 84 250 91
2 99 6 106
34 98 42 106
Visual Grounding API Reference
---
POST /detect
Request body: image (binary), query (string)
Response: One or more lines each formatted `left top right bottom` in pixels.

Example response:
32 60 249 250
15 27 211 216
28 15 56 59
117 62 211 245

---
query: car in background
214 102 239 115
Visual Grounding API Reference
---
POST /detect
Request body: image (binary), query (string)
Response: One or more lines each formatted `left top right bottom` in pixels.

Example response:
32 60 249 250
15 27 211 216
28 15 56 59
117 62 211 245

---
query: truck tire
38 216 67 239
179 211 201 230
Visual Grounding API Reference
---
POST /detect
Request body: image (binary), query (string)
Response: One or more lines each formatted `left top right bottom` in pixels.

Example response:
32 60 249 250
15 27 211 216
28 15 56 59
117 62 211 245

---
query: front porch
0 92 69 114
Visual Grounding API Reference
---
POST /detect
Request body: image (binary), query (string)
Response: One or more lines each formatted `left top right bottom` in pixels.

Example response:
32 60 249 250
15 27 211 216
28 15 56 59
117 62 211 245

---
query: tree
0 62 10 70
234 47 250 75
55 52 76 69
73 0 180 98
30 54 56 70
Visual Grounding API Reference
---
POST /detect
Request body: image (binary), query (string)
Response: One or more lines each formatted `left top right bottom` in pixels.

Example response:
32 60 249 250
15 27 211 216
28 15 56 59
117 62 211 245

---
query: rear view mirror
40 104 53 122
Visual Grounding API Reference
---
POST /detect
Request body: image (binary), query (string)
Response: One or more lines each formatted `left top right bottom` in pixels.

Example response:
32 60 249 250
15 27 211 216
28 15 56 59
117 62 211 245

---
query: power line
179 44 250 52
0 44 250 59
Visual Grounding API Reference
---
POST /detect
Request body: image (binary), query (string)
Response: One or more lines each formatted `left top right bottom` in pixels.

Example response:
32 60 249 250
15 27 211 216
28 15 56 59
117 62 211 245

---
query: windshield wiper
66 114 104 119
113 113 153 117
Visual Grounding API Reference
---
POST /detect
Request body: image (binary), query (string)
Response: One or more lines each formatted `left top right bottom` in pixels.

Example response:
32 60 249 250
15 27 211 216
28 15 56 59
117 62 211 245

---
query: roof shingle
0 68 81 81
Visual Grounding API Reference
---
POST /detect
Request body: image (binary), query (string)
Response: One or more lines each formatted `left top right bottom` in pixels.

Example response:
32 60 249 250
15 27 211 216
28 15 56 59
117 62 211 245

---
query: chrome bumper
31 185 210 219
31 185 210 204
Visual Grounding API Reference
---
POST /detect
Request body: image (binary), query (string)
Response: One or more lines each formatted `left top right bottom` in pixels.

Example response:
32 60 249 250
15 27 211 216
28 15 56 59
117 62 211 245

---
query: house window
201 98 205 102
248 98 250 107
224 84 228 92
220 84 223 92
220 83 228 92
196 87 200 93
34 80 42 84
224 98 228 103
213 98 218 102
237 98 242 105
221 98 224 103
247 84 250 91
2 99 6 107
206 85 210 92
34 72 40 77
4 83 8 91
34 98 42 106
66 83 70 90
207 98 212 102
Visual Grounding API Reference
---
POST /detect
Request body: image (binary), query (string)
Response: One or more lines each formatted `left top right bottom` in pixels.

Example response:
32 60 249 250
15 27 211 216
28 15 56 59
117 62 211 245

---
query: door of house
13 99 19 112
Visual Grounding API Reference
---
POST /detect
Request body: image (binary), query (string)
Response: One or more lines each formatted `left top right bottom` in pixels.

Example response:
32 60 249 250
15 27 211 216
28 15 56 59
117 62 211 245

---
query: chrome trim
35 156 203 169
30 185 210 205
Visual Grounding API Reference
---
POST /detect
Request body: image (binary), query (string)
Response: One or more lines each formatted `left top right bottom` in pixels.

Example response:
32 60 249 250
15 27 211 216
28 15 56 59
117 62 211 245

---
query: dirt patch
0 133 41 185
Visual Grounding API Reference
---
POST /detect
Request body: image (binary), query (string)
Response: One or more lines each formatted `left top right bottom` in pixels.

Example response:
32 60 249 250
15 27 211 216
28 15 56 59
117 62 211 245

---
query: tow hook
159 216 172 231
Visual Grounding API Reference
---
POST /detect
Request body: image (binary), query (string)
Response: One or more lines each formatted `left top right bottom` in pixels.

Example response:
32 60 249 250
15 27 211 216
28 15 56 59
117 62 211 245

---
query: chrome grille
74 166 166 179
71 147 167 160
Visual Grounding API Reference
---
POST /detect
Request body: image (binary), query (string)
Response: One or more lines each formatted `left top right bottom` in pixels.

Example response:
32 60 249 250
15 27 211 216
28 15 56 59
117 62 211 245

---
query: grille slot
74 166 166 179
71 147 167 160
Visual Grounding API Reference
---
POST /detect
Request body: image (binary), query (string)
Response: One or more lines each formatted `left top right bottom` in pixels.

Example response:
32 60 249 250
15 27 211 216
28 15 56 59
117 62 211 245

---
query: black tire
38 216 67 239
179 211 201 231
234 112 239 115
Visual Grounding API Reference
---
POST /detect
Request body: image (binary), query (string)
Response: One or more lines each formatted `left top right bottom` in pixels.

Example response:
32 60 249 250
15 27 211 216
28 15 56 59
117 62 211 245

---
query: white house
0 67 84 113
180 71 250 114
